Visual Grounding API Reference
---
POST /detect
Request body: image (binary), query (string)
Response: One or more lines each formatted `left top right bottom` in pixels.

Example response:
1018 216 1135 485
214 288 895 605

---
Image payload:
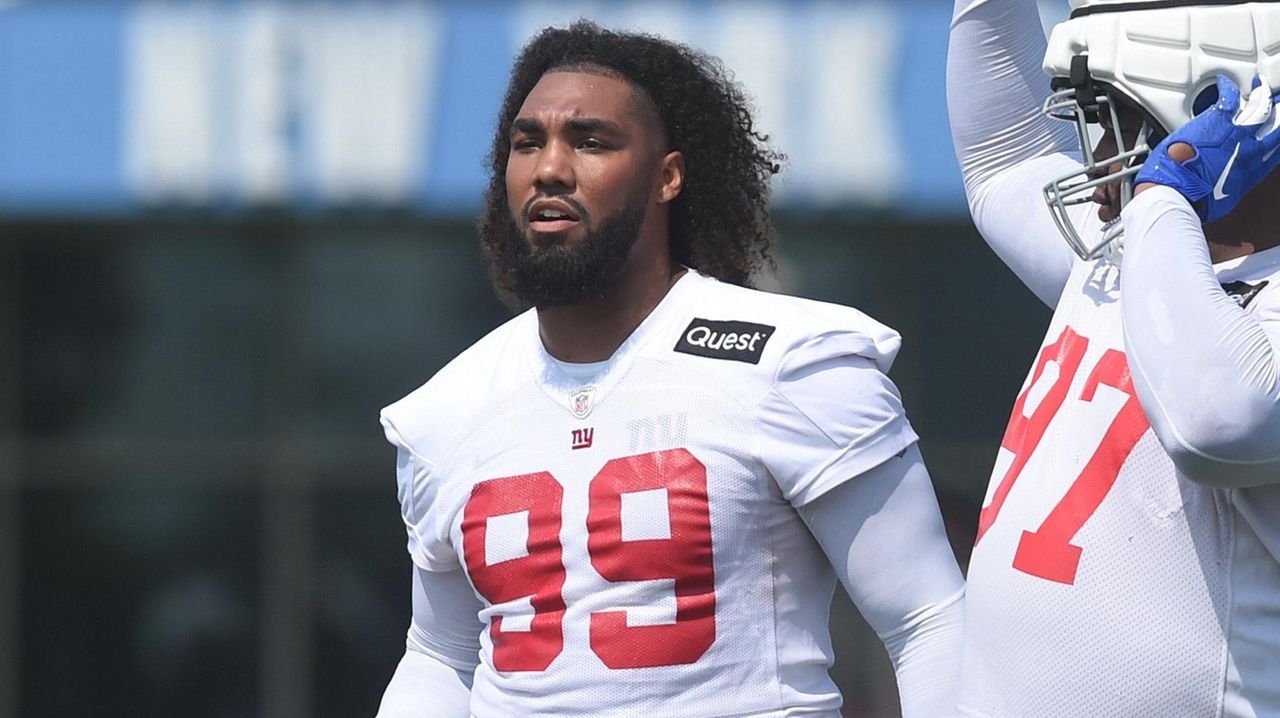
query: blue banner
0 0 975 217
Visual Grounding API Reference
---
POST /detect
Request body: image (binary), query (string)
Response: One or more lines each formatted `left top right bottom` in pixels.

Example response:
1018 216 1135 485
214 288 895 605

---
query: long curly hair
478 20 783 297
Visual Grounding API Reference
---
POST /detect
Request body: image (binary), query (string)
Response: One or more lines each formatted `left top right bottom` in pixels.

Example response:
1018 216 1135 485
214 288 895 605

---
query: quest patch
674 318 775 364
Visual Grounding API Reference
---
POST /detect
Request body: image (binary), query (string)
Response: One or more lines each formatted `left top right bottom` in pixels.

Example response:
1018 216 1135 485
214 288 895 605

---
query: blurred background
1 1 1065 716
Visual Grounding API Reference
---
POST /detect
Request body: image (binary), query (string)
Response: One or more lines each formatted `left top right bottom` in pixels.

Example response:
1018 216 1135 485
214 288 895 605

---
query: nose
534 138 575 191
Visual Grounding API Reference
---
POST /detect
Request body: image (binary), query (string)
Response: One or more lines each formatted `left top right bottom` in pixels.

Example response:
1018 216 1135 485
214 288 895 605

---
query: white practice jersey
380 271 919 718
960 245 1280 717
949 1 1280 713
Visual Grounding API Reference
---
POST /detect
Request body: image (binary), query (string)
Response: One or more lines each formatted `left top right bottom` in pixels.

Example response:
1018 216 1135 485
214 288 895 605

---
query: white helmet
1040 0 1280 260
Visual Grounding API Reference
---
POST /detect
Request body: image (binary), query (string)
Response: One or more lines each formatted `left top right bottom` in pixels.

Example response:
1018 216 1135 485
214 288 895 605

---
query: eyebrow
565 117 622 135
509 116 624 137
510 117 541 136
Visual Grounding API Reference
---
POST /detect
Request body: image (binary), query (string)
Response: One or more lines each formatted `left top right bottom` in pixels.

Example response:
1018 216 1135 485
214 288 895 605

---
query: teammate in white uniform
948 1 1280 716
376 21 964 718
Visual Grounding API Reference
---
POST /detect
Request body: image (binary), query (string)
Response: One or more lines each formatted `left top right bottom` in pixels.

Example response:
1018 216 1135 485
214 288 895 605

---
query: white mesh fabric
1227 486 1280 716
950 3 1280 713
959 256 1280 717
379 272 914 717
433 357 836 717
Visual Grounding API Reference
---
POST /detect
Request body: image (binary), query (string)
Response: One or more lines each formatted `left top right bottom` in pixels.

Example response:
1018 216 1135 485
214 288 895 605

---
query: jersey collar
523 270 706 418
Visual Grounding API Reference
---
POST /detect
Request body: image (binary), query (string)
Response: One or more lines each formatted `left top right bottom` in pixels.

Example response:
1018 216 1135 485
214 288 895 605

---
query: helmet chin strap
1069 56 1098 118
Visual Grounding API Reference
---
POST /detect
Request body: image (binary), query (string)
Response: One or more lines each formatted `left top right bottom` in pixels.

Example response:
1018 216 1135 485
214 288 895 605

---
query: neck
536 256 686 364
1204 176 1280 263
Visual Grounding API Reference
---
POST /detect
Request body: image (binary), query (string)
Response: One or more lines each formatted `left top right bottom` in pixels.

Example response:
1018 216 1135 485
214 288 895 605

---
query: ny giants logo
571 427 594 450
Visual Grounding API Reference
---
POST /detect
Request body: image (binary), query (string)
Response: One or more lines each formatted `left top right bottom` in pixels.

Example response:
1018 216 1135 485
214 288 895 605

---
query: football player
948 0 1280 715
375 20 965 718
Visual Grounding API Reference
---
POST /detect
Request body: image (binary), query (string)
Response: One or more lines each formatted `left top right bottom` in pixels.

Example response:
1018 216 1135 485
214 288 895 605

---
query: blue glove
1135 74 1280 222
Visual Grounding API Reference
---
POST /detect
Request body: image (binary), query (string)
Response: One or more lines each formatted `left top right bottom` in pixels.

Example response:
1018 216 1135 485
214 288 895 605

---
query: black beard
490 195 647 309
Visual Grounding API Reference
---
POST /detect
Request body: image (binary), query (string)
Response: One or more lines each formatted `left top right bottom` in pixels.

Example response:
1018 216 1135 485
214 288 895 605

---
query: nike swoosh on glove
1135 74 1280 222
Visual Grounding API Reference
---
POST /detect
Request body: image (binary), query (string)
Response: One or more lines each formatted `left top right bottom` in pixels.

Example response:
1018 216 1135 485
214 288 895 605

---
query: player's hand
1134 74 1280 221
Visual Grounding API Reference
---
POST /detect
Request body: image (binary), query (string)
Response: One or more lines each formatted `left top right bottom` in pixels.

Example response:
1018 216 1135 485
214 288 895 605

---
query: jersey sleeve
382 414 461 572
756 333 919 506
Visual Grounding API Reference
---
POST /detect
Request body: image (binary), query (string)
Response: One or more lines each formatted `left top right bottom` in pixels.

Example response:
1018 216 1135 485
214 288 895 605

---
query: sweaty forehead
518 69 665 141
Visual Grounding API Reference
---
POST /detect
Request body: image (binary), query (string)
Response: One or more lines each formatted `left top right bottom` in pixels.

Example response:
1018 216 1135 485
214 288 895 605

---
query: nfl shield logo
569 386 597 419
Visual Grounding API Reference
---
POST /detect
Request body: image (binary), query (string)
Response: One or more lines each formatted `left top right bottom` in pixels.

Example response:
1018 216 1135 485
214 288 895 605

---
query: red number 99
461 449 716 672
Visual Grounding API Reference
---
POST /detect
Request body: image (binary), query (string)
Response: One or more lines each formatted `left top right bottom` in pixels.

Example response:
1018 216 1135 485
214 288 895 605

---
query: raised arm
947 0 1082 306
1120 187 1280 488
1111 77 1280 488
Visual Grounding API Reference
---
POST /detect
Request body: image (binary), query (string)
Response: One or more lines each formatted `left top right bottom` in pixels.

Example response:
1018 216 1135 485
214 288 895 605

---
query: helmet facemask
1042 56 1163 261
1038 0 1280 262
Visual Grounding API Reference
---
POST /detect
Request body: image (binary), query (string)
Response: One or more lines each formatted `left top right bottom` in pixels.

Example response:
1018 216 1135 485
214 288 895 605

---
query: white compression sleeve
947 0 1082 305
797 444 965 718
1120 186 1280 488
376 567 483 718
378 650 472 718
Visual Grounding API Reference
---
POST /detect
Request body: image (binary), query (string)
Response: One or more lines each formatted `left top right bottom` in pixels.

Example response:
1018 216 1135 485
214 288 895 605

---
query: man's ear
657 151 685 204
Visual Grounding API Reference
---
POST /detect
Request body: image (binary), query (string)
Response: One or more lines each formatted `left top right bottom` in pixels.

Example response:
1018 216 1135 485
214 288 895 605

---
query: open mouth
527 198 582 234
